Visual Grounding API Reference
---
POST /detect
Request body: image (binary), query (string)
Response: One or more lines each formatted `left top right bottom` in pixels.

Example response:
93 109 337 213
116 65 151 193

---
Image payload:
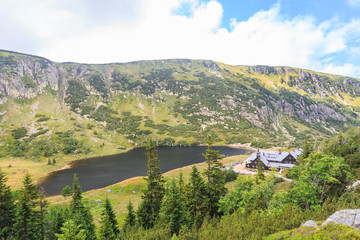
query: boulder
322 209 360 229
302 220 317 228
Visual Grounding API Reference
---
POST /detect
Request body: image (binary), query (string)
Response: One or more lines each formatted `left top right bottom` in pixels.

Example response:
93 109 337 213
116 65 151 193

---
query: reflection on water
38 146 247 196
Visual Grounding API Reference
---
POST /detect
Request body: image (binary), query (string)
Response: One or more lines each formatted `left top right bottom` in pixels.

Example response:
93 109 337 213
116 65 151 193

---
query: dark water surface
38 146 247 196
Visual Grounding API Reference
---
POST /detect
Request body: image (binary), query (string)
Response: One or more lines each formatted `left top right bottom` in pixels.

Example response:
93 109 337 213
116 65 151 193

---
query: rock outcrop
302 220 318 228
322 209 360 229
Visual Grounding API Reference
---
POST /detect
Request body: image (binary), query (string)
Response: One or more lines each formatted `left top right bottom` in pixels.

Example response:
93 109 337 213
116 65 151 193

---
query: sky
0 0 360 78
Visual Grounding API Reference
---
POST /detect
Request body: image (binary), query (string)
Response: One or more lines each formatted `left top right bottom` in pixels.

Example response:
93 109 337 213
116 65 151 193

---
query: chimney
262 152 265 156
279 149 281 154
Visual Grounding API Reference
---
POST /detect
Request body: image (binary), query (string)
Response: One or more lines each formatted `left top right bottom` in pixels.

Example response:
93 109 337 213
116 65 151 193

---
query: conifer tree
99 214 116 240
99 198 119 239
69 174 96 240
13 172 41 240
47 207 66 240
123 200 136 231
179 170 184 199
184 166 209 229
159 179 186 235
0 168 15 239
202 135 227 217
56 220 86 240
256 160 265 184
137 139 165 229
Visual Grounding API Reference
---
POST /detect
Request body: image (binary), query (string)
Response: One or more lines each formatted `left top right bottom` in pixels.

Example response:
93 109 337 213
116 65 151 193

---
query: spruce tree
69 174 96 240
56 220 86 240
202 135 227 217
123 200 136 231
137 139 165 229
159 179 186 235
0 168 15 239
47 207 66 240
13 172 41 240
99 214 116 240
99 198 119 239
256 160 265 184
184 166 209 229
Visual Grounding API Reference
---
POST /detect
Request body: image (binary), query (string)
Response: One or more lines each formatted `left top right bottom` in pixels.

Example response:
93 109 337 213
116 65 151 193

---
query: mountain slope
0 49 359 159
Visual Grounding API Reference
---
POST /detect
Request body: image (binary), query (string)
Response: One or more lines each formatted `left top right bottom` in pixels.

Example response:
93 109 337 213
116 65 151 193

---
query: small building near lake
245 148 303 171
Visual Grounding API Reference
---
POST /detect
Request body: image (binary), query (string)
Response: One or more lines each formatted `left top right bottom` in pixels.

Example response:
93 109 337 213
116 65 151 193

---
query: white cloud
347 0 360 6
0 0 359 78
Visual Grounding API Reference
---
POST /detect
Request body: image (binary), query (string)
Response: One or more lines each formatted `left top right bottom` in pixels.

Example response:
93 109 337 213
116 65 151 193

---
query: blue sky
0 0 359 78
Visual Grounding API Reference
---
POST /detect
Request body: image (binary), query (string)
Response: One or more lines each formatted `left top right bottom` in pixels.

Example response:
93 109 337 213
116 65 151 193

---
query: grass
264 223 360 240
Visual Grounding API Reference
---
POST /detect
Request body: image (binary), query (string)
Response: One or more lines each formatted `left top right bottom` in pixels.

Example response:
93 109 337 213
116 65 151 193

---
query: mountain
0 49 359 158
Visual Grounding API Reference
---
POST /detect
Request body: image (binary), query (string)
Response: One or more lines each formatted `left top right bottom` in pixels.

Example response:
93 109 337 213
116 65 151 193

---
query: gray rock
106 189 112 193
322 209 360 229
302 220 317 228
95 199 102 203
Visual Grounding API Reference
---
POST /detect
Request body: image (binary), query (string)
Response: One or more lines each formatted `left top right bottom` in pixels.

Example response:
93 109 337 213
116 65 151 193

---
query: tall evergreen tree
13 172 41 240
99 214 116 240
56 220 86 240
99 198 119 239
0 168 15 239
159 179 187 235
184 166 209 229
69 174 96 240
202 135 227 217
178 170 185 200
137 139 165 229
123 200 136 231
256 160 265 184
47 207 66 240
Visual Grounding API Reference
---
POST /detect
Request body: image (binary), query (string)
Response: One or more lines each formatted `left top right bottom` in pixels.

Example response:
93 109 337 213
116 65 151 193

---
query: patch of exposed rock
302 220 318 228
322 209 360 229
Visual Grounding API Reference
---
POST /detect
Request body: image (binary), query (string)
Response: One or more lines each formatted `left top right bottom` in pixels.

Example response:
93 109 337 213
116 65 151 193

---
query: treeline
2 130 360 239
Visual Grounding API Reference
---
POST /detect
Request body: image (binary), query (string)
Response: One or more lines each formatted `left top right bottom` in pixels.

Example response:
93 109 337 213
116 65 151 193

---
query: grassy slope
264 223 360 239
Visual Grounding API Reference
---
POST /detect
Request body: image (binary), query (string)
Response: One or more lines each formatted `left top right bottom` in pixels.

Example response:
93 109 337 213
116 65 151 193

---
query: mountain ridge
0 49 359 159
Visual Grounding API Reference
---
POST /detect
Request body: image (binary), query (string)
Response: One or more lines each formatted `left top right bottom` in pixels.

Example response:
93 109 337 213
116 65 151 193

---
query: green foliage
89 73 108 98
13 173 44 240
290 153 353 210
202 135 227 217
219 176 274 215
264 223 360 240
184 166 209 229
21 75 37 88
69 174 96 240
37 116 50 122
30 129 49 138
99 198 119 238
56 220 86 240
159 179 187 235
137 140 165 229
321 127 360 169
12 127 27 139
65 80 89 112
256 159 265 184
0 169 15 239
61 185 71 199
123 201 136 231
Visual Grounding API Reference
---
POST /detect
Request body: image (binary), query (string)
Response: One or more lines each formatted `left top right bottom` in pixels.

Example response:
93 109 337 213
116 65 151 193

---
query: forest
1 129 360 239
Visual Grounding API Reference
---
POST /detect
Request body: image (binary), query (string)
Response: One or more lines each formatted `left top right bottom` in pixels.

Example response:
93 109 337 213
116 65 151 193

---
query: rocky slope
0 49 359 158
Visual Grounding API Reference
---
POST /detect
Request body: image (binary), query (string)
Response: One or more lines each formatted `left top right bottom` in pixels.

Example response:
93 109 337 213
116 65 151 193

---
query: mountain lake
37 146 247 196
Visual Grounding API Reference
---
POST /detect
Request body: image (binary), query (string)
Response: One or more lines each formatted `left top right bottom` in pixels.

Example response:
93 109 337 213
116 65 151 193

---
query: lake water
38 146 247 196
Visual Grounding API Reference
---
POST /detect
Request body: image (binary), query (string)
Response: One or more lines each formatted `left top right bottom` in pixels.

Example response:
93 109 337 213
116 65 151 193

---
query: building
245 148 303 171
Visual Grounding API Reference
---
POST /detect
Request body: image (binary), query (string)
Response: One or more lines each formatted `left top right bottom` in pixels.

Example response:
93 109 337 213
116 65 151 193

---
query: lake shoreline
39 145 249 196
45 143 254 176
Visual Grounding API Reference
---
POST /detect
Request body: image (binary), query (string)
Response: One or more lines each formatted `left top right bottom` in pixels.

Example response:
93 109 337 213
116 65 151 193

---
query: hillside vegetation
1 50 359 162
